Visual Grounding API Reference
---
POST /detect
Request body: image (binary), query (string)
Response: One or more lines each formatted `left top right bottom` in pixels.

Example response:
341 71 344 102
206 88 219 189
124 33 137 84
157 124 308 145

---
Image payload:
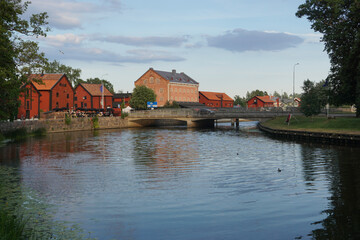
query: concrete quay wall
258 123 360 146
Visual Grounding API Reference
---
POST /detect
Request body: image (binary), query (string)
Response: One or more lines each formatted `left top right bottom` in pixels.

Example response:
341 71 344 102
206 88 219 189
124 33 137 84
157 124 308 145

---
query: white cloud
93 35 188 47
207 28 304 52
44 33 85 47
29 0 122 29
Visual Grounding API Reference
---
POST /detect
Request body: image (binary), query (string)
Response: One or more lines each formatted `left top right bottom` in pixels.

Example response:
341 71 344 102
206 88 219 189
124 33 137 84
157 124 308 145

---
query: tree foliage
129 85 156 110
44 60 82 86
245 90 268 100
0 0 49 120
300 79 328 117
296 0 360 117
233 95 247 107
163 100 180 108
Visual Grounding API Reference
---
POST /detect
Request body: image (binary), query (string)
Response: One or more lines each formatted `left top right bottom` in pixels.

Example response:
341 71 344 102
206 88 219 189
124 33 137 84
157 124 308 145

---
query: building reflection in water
301 144 360 239
131 128 200 185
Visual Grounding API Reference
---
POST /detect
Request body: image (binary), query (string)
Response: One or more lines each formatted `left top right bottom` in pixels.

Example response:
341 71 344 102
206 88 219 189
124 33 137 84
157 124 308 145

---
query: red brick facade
29 74 74 112
135 68 199 107
74 83 113 109
17 82 41 119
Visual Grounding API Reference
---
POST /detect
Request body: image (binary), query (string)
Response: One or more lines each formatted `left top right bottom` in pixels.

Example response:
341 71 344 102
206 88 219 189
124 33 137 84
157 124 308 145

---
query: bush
65 114 71 125
92 115 99 129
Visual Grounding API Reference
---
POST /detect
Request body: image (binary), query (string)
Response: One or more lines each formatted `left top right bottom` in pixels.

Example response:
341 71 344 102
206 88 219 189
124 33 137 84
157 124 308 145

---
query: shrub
65 114 71 125
92 115 99 129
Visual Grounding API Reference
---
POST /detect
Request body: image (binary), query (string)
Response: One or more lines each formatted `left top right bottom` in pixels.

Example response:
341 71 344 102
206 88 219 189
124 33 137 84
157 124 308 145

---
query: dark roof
113 93 132 99
154 69 199 85
177 102 206 108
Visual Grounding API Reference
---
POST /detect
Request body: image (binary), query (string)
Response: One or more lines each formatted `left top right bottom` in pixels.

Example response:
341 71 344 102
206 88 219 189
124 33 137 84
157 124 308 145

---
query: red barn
29 73 74 112
74 83 113 109
17 82 41 119
199 91 234 108
247 96 279 108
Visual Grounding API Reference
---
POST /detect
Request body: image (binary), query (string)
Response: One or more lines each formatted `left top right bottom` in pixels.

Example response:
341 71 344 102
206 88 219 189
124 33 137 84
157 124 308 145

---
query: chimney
149 67 153 70
172 69 176 74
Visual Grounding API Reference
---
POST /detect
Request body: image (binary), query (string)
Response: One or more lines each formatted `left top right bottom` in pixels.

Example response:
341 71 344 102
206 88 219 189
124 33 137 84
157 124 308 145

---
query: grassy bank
262 116 360 135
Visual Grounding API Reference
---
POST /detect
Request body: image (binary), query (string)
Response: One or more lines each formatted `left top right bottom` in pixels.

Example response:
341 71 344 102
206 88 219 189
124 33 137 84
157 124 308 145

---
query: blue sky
28 0 330 98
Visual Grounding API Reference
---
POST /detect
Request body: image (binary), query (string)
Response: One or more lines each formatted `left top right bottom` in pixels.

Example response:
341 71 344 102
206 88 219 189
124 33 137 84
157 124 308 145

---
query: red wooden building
199 91 234 108
74 83 113 109
17 82 41 119
113 92 132 108
18 74 74 119
247 96 279 108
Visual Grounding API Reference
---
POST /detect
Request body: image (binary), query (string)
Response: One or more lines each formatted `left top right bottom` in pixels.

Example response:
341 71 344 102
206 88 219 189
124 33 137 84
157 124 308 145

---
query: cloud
207 28 304 52
44 33 86 47
93 35 188 47
29 0 122 29
44 46 185 64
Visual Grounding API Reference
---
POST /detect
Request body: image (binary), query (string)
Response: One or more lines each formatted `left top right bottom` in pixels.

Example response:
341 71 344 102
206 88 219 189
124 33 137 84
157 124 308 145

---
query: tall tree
129 85 156 110
44 60 82 86
296 0 360 117
300 79 328 117
0 0 49 120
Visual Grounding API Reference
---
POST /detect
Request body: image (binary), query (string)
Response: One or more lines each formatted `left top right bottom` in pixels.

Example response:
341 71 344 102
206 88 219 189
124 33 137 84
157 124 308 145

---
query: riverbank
259 116 360 145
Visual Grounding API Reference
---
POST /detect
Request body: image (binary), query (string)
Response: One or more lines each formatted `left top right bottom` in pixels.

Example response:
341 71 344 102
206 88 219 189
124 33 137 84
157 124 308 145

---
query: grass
0 210 28 240
262 116 360 135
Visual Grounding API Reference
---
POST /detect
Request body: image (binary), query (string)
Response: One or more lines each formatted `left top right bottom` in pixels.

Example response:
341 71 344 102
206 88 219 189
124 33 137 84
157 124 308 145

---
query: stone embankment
0 116 128 134
258 122 360 146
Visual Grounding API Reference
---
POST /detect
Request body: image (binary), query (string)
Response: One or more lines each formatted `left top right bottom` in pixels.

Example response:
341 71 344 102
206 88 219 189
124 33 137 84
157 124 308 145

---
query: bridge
128 108 298 128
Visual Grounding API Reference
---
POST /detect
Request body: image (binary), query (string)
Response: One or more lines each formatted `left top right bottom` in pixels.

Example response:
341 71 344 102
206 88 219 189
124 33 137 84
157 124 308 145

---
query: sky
27 0 331 98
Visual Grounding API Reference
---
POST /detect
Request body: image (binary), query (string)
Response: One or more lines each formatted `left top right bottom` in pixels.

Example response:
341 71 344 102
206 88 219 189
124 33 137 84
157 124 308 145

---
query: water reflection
0 125 360 239
300 144 360 239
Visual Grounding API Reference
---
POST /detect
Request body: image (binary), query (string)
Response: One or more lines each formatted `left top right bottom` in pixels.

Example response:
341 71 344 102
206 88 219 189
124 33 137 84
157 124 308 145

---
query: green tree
300 79 327 117
281 92 289 99
85 77 114 94
44 60 82 86
129 85 156 110
163 100 180 108
245 90 268 100
234 95 246 107
296 0 360 117
0 0 49 121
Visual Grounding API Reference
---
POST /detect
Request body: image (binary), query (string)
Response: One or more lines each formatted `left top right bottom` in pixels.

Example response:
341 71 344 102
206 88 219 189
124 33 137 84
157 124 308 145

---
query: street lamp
293 63 299 108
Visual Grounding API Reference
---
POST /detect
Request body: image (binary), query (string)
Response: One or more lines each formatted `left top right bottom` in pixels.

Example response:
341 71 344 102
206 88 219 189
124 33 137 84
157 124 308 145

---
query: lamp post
293 63 299 108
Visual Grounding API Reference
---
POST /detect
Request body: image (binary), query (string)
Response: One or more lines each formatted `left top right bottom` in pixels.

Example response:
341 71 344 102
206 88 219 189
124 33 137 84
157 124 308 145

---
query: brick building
74 83 113 109
199 91 234 108
17 81 41 119
26 74 74 113
135 68 199 107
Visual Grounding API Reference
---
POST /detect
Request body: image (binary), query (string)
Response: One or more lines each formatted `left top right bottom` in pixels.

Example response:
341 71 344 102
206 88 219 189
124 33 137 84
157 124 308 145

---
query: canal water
0 122 360 239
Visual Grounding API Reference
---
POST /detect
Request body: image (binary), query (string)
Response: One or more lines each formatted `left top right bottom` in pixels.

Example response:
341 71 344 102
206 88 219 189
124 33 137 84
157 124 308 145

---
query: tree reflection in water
301 144 360 239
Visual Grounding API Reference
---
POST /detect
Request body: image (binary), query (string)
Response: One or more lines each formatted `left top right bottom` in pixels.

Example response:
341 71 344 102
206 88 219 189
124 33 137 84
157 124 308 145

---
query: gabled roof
78 83 113 97
29 74 64 90
250 96 276 103
153 69 199 85
200 91 233 101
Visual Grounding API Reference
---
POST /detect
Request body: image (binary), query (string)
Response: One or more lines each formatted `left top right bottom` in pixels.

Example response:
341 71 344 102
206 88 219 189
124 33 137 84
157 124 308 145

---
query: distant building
134 68 199 107
24 73 74 115
113 92 132 108
199 91 234 108
247 96 279 108
74 83 113 109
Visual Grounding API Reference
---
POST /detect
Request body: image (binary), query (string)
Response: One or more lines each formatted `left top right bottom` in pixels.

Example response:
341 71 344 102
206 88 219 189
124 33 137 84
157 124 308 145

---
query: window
75 104 78 108
143 79 147 84
83 96 87 100
149 77 154 84
56 92 59 97
74 97 77 101
26 101 30 109
160 97 164 102
84 103 87 108
67 94 69 99
66 103 69 109
159 88 164 93
56 102 59 108
156 78 160 84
